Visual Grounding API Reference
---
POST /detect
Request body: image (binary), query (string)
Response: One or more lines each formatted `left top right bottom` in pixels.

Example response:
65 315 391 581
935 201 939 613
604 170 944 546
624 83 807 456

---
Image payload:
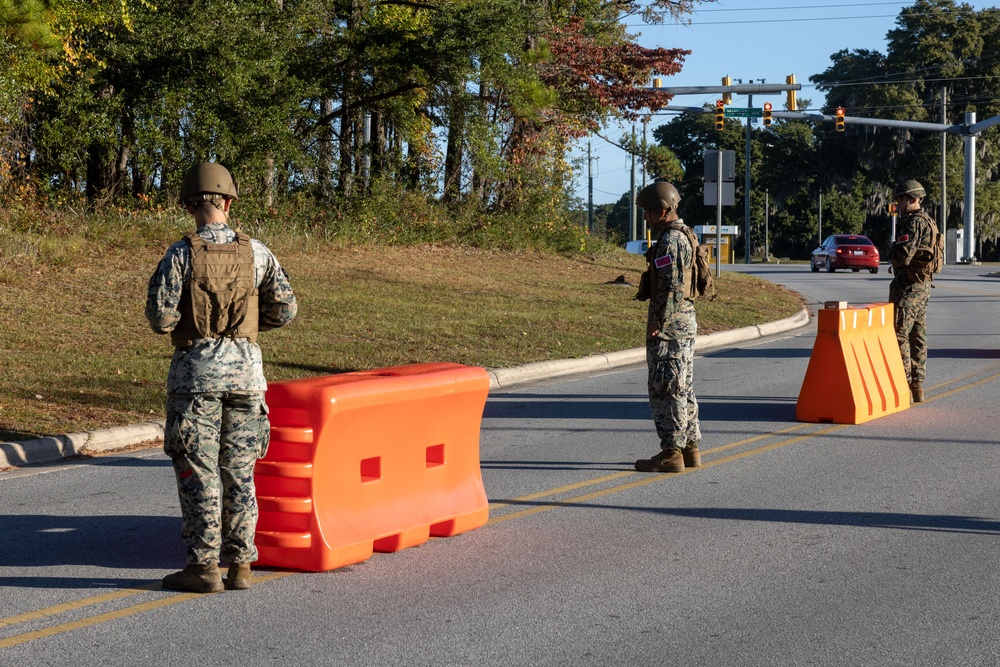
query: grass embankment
0 210 804 441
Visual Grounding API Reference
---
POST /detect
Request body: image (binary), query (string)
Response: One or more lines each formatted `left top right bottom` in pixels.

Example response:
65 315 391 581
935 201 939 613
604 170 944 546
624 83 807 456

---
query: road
3 264 1000 666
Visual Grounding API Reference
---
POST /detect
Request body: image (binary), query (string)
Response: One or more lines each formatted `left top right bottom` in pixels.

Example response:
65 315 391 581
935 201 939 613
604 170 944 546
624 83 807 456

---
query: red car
810 234 880 273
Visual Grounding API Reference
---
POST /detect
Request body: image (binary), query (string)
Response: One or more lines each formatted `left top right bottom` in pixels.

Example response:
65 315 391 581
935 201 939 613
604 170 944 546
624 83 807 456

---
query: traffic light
835 107 845 132
763 102 773 127
888 202 898 215
715 100 725 132
722 76 733 105
786 74 797 111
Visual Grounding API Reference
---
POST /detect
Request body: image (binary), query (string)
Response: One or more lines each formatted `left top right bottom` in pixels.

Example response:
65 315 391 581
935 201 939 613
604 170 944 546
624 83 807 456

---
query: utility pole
940 87 947 236
745 91 753 262
818 192 823 244
765 190 769 261
587 142 594 234
964 111 976 262
642 116 649 240
629 124 637 242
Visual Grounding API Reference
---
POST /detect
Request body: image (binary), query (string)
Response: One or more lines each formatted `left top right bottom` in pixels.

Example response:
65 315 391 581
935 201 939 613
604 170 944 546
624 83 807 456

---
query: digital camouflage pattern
888 209 936 384
165 392 269 565
147 221 296 566
889 283 929 384
647 220 701 450
146 222 297 393
647 336 701 448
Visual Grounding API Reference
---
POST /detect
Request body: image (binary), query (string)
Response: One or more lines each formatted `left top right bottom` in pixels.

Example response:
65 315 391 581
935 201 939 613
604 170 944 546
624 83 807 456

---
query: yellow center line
486 424 846 525
925 360 1000 394
488 471 636 510
925 368 1000 403
6 366 1000 647
0 572 298 648
488 422 815 513
0 582 160 630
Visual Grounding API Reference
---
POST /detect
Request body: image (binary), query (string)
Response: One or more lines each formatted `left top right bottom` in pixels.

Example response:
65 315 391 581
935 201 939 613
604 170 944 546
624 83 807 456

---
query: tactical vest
904 211 942 284
669 222 716 301
170 231 259 347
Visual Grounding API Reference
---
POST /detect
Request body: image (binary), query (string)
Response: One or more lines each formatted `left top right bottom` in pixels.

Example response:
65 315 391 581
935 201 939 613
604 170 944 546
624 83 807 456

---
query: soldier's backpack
905 214 944 283
634 223 717 301
671 222 717 301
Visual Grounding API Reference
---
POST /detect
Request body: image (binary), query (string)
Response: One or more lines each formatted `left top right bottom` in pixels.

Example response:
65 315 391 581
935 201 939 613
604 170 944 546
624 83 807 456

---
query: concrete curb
487 307 811 388
1 421 166 469
2 308 811 469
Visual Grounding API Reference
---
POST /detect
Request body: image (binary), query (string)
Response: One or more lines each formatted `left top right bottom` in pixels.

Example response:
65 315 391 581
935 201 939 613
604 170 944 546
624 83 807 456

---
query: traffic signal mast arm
774 110 959 134
651 83 800 96
658 105 961 135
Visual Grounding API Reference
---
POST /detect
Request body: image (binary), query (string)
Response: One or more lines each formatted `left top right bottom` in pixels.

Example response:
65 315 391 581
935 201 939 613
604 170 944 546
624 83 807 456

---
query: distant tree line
1 0 699 228
641 0 1000 260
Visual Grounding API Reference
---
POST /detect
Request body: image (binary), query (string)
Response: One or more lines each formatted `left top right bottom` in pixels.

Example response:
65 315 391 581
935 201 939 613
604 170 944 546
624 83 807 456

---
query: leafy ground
0 212 804 441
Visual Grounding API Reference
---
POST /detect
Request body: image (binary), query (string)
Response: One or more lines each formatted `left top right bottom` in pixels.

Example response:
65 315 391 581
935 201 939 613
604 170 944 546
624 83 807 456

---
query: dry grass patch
0 238 803 440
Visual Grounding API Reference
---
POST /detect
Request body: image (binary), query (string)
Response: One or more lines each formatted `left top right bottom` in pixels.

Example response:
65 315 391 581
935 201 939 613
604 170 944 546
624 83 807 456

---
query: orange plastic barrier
253 362 490 572
796 302 910 424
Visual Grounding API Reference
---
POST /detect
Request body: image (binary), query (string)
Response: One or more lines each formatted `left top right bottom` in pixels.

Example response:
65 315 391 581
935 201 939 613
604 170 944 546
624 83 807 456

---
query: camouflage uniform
887 209 936 385
146 221 297 566
647 220 701 451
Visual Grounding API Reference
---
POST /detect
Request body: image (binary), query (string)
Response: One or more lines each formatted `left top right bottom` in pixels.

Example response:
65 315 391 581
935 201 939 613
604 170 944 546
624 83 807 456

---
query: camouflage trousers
647 335 701 449
889 280 931 384
164 391 270 566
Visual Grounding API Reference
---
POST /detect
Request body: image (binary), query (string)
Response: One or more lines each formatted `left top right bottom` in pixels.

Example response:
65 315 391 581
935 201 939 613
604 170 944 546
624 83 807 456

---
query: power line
627 3 979 28
645 13 933 27
827 74 1000 88
690 1 909 12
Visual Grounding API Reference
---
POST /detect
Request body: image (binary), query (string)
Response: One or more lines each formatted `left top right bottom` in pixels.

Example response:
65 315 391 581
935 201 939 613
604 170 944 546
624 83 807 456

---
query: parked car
624 240 654 255
810 234 880 273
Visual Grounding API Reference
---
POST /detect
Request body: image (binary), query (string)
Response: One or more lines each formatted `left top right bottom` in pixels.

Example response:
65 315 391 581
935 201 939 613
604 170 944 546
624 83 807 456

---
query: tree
811 0 1000 256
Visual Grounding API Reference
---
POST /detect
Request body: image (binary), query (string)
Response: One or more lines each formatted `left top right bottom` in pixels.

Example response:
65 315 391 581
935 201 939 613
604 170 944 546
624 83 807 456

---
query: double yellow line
0 573 296 648
4 362 1000 649
486 360 1000 527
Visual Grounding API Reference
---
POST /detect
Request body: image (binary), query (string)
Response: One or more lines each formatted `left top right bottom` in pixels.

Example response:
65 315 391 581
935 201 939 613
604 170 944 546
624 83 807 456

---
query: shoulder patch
654 254 673 269
896 234 910 243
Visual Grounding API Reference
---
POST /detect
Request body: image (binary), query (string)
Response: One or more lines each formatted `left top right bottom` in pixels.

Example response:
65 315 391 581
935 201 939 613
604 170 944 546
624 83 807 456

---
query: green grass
0 209 804 441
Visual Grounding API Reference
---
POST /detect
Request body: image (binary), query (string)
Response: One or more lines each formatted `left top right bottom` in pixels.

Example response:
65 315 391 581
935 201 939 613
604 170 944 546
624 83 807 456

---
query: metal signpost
704 149 736 276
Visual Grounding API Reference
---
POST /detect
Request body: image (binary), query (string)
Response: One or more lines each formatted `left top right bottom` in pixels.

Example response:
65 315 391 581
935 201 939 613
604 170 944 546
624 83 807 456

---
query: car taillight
836 248 842 254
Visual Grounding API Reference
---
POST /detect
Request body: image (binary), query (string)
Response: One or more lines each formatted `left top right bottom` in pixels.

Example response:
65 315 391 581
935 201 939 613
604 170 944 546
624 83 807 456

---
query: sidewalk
0 308 810 469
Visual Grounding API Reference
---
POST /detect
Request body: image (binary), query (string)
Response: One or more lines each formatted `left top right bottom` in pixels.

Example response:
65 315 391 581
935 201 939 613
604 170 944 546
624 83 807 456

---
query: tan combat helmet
636 181 681 212
894 179 925 199
179 163 239 204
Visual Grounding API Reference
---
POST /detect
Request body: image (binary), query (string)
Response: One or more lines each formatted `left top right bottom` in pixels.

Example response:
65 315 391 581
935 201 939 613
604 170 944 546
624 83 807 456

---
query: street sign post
704 150 736 182
704 182 735 206
724 107 763 118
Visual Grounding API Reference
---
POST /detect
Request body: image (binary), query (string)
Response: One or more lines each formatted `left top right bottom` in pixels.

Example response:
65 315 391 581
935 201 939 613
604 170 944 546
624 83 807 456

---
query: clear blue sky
573 0 995 206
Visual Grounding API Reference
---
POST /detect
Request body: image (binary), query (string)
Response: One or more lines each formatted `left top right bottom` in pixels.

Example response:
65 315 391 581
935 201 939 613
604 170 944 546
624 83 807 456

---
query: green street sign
724 107 763 118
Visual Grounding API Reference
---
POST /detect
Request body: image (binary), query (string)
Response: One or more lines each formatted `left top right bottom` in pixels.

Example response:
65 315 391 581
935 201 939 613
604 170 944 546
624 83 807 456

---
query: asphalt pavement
7 263 1000 665
0 307 810 469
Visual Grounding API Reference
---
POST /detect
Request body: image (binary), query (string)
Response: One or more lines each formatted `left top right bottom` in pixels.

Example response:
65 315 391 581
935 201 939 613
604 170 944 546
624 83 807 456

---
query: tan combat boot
635 448 684 473
682 444 701 468
226 564 254 591
162 564 224 593
910 382 924 403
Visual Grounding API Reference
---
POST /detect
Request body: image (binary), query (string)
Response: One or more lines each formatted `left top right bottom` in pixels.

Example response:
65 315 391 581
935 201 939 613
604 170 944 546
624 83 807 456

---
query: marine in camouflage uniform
887 179 936 403
146 163 297 593
633 181 701 474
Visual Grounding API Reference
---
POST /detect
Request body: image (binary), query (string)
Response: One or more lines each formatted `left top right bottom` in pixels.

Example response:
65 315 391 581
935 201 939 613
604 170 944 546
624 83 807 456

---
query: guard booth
946 228 964 264
694 225 739 264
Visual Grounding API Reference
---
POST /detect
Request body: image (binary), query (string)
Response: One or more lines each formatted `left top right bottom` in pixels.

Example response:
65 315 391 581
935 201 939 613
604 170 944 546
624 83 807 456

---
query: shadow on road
485 393 796 423
488 502 1000 535
928 348 1000 359
0 514 183 574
